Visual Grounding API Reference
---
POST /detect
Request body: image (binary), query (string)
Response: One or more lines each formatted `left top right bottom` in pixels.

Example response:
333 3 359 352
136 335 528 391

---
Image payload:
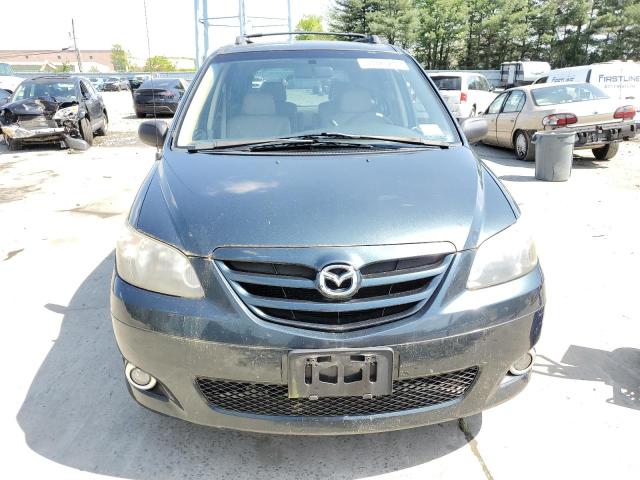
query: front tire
95 112 108 136
592 143 619 161
7 137 21 151
79 117 94 146
514 131 535 161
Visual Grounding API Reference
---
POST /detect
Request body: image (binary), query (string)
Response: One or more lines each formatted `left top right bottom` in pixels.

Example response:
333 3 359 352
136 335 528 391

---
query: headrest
241 93 276 115
339 89 374 113
260 82 286 103
329 81 349 101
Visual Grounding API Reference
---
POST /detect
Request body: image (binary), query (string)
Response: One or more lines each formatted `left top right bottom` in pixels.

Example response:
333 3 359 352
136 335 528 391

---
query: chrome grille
196 367 478 417
216 247 454 331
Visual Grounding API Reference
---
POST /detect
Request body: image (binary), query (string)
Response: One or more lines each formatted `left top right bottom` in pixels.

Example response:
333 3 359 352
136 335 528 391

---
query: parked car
481 82 636 160
533 61 640 114
132 78 187 117
102 77 129 91
0 75 108 150
0 88 11 105
112 34 544 435
429 72 496 119
499 61 550 88
89 77 107 91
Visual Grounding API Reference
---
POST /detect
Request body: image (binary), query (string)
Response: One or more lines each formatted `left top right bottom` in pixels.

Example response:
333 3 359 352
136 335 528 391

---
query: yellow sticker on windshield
357 58 410 70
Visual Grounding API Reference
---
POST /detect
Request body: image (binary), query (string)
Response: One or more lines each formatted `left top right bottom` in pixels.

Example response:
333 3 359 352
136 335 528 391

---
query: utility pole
194 0 200 68
203 0 209 58
71 18 82 72
287 0 292 41
239 0 246 36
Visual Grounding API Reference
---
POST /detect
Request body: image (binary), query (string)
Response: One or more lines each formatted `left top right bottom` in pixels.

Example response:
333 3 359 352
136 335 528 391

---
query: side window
86 81 98 96
80 81 91 99
468 76 478 91
478 77 491 91
487 93 508 114
502 91 525 113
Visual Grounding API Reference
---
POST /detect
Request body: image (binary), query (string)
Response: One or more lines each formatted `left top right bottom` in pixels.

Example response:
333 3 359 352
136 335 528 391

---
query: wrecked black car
0 75 108 150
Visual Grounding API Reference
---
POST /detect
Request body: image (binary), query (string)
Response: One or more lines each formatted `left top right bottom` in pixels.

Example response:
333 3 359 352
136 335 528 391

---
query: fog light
125 363 157 390
509 349 536 376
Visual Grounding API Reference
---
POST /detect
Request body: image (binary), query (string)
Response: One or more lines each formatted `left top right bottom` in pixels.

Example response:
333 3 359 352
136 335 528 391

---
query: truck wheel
79 118 94 146
514 131 535 161
592 143 619 161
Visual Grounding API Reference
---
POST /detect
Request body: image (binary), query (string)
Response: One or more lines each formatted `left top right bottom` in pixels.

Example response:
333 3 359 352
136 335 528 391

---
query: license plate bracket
287 348 394 399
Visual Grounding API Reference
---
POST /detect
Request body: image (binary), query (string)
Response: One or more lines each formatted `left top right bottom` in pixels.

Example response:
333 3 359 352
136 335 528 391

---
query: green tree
414 0 468 69
367 0 418 47
56 60 73 73
111 44 130 72
329 0 382 34
144 56 176 72
296 15 326 39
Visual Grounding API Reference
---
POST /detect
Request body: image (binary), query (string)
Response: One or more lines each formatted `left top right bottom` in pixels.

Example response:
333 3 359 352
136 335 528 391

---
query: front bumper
1 124 65 140
110 252 545 435
134 103 178 115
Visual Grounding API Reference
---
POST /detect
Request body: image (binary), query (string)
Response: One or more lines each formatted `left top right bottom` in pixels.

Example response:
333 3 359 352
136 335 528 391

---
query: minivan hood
138 147 516 256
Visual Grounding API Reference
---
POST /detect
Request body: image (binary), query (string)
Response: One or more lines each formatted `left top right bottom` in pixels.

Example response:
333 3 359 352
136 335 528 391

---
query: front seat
332 89 380 127
318 81 349 127
260 81 298 129
227 93 291 139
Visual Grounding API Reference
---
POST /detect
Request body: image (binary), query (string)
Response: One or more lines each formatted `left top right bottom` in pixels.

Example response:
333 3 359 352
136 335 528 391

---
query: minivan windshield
177 49 459 147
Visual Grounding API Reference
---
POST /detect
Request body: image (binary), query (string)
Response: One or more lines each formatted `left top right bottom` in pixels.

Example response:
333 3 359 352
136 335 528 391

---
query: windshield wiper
186 137 376 153
281 132 451 148
185 133 451 153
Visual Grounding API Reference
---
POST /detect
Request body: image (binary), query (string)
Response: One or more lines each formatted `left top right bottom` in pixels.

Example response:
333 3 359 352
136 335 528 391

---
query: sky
1 0 334 63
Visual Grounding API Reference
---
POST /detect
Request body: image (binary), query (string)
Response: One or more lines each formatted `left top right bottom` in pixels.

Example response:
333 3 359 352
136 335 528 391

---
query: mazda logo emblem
316 264 361 299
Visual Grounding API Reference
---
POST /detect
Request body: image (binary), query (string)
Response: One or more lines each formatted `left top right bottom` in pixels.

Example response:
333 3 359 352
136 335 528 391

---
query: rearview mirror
138 120 168 148
461 117 488 144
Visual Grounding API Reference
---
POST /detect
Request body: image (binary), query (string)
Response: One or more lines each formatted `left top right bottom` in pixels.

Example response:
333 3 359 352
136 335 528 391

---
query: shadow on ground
534 345 640 410
17 253 480 480
474 144 607 172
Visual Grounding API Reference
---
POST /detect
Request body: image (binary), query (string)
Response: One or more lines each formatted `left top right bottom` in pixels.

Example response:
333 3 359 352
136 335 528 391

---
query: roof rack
234 31 382 46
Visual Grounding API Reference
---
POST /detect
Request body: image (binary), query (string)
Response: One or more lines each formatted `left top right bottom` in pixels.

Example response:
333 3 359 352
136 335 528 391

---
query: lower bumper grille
196 367 478 417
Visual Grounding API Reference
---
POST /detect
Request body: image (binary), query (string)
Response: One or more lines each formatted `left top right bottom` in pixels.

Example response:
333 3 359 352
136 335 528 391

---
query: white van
429 71 496 119
534 61 640 110
0 63 22 93
499 61 550 88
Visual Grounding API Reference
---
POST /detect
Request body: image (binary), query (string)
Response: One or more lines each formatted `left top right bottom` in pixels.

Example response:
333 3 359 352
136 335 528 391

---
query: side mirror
461 117 488 144
138 120 168 148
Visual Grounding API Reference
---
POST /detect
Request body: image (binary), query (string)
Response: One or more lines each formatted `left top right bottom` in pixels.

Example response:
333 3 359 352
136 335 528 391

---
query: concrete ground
1 91 638 479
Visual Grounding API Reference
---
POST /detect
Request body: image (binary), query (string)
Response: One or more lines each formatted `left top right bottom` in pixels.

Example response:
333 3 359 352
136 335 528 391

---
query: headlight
467 219 538 289
116 225 204 298
53 105 79 120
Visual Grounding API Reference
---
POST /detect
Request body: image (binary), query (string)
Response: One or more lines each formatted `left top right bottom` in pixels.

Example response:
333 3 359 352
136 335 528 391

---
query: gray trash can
531 130 576 182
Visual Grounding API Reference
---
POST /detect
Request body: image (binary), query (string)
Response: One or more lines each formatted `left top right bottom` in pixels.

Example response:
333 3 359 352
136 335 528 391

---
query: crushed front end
0 98 84 148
